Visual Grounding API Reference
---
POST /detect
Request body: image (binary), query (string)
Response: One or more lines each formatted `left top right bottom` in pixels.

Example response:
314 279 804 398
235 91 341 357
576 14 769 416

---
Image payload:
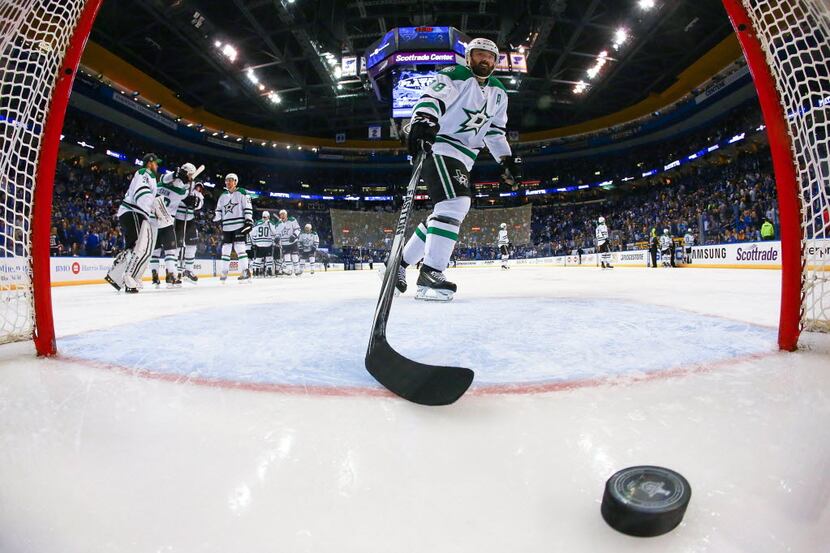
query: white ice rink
1 265 828 553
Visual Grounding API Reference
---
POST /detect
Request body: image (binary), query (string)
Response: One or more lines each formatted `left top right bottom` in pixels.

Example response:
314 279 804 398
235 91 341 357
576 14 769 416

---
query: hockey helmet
181 163 196 178
465 38 499 78
598 216 605 224
304 224 312 232
262 211 270 219
663 228 670 235
500 222 507 229
278 209 288 221
225 173 238 182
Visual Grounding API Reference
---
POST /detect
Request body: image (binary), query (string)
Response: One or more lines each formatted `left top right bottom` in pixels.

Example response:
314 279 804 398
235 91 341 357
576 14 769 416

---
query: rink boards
0 239 826 288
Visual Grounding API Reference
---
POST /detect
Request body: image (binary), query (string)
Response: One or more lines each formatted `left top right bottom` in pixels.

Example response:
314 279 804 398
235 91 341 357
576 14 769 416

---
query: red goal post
0 0 103 356
721 0 830 350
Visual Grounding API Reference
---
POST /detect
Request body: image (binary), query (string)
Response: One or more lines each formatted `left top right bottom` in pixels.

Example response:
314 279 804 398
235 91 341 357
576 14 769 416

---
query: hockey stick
364 151 474 405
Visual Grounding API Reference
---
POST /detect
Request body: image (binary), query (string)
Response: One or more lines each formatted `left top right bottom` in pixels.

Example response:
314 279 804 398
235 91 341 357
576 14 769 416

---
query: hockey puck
600 465 691 537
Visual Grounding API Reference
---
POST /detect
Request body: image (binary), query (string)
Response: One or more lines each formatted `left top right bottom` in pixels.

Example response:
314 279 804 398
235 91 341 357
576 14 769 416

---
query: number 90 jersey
251 218 277 247
410 64 511 171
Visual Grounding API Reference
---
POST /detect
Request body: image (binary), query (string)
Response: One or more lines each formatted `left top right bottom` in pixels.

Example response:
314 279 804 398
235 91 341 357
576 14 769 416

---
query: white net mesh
0 0 87 344
741 0 830 332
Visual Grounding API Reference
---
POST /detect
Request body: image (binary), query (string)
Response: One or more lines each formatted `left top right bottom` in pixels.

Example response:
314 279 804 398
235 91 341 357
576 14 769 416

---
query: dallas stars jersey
683 233 695 247
497 229 509 246
175 185 204 222
275 216 301 245
154 173 189 228
595 223 609 245
213 188 253 231
299 231 319 253
411 64 511 171
251 218 277 247
116 168 158 219
659 235 673 251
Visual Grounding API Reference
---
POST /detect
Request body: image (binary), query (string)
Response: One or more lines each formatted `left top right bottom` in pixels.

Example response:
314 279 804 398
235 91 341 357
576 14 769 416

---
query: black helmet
142 153 163 165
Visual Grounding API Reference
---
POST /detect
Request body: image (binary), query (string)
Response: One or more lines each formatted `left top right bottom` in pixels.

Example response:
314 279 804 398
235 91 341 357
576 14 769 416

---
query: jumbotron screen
392 69 438 118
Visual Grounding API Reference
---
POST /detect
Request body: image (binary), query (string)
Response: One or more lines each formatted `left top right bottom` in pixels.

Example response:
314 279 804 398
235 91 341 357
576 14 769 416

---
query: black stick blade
365 337 474 406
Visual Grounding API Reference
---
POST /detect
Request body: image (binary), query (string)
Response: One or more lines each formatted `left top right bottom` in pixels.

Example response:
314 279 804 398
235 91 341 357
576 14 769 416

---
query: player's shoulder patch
288 216 296 222
440 64 473 81
487 76 507 91
237 187 249 195
137 168 148 176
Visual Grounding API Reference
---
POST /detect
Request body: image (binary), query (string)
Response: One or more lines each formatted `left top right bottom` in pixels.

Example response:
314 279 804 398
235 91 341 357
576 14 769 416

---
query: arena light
613 28 628 50
221 43 238 62
268 91 281 104
573 80 588 94
586 51 608 80
334 65 342 79
222 134 228 139
236 137 242 142
212 132 219 136
246 69 259 85
214 40 222 48
638 0 656 10
728 132 746 143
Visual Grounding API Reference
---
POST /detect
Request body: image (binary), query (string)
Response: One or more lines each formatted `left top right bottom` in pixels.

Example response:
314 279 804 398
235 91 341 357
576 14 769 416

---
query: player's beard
472 61 493 78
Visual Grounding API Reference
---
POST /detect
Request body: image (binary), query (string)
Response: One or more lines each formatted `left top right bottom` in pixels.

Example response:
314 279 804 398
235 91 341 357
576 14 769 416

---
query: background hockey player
683 228 695 265
596 216 613 269
251 211 277 277
213 173 253 282
150 163 197 287
105 153 162 293
275 209 301 276
397 37 522 300
175 180 204 283
497 222 510 269
659 228 675 267
298 223 320 275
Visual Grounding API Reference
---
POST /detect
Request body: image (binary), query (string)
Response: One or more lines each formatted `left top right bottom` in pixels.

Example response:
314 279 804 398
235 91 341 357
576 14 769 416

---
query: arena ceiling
89 0 735 138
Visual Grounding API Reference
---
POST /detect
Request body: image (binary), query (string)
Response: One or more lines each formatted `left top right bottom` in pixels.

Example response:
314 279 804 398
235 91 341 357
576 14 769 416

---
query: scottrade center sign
391 51 456 64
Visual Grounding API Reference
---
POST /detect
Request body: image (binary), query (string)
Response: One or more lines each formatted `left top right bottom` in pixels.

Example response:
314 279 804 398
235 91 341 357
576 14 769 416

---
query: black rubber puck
601 465 691 537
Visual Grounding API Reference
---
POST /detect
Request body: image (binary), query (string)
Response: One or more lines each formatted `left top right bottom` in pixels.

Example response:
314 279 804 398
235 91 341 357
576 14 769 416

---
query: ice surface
1 265 828 553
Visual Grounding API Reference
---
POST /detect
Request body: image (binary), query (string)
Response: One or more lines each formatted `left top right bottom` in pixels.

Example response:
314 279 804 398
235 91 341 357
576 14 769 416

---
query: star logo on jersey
457 104 490 134
453 169 469 187
223 200 238 215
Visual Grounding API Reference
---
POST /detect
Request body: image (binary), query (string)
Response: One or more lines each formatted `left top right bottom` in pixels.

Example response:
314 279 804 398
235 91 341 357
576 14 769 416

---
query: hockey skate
238 268 252 283
378 263 406 295
415 266 456 302
151 269 161 287
104 274 121 292
182 270 198 283
165 272 177 288
220 271 228 283
123 275 140 294
501 264 510 270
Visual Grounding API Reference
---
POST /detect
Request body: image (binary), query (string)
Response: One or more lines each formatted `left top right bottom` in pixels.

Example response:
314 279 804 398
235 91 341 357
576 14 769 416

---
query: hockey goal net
0 0 101 355
722 0 830 349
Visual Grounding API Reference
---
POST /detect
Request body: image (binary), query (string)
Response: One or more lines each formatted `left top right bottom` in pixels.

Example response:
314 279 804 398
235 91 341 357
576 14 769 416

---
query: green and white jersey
154 173 189 228
213 187 253 231
175 185 204 222
299 231 319 253
251 218 277 247
411 64 511 171
275 216 301 245
116 168 158 219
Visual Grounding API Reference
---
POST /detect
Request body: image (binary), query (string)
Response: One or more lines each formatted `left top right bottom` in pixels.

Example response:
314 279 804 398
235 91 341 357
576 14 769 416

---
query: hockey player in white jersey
251 211 277 277
659 228 675 267
150 163 197 287
175 181 204 283
397 38 522 300
683 228 695 265
497 222 510 270
596 216 613 269
213 173 253 282
105 153 162 293
298 223 320 275
275 209 301 275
